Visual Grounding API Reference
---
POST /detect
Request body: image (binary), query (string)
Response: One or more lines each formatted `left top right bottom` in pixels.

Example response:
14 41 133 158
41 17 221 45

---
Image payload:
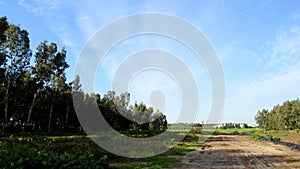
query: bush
164 138 176 147
0 146 109 169
271 135 280 141
251 134 263 140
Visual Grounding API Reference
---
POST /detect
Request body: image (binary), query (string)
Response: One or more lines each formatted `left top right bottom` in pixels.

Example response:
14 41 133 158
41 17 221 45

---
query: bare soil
169 135 300 169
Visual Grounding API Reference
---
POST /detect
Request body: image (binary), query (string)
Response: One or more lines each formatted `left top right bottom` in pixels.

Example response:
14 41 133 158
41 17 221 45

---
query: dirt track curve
169 135 300 169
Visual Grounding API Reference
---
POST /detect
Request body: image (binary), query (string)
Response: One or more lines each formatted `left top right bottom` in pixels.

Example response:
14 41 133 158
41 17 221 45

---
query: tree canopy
0 16 167 133
255 99 300 130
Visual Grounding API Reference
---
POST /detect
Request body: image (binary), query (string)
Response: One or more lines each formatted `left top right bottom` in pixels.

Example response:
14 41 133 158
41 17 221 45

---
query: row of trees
255 99 300 130
76 90 168 131
0 16 167 133
217 123 251 129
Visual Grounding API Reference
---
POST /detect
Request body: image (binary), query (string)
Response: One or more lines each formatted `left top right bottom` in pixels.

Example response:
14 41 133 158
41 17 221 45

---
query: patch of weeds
144 156 179 168
164 138 176 147
275 148 284 151
112 156 179 169
111 163 148 169
170 149 185 156
174 143 197 152
271 135 280 141
251 134 263 140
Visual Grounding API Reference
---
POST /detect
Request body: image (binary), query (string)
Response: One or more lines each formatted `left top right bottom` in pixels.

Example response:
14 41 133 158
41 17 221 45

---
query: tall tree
255 99 300 130
255 109 269 130
67 75 83 131
29 41 68 132
0 20 31 131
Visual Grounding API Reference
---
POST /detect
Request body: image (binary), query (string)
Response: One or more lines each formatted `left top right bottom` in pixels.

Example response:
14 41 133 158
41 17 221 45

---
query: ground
169 135 300 169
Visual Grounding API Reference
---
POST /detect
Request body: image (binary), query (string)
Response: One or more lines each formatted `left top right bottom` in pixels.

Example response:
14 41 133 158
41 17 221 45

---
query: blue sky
1 0 300 124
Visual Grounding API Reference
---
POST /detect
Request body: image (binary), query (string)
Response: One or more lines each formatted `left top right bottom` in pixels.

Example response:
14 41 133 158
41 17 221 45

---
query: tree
67 75 84 131
0 20 31 131
255 109 269 130
29 41 69 132
255 99 300 130
0 16 169 133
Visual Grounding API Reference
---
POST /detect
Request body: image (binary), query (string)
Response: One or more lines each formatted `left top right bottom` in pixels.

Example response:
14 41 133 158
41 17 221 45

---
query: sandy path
169 135 300 169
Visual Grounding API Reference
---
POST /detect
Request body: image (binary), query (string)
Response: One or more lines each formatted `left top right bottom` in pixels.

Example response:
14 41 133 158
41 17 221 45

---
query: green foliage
170 149 185 156
174 143 197 152
164 138 176 147
271 135 280 141
144 156 179 168
0 146 109 169
251 134 263 140
0 17 168 133
215 128 260 134
255 99 300 130
275 148 284 151
111 156 179 169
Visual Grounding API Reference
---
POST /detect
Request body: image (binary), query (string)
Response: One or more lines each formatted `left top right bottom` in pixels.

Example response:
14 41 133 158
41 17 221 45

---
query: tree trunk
65 103 69 130
48 103 53 133
26 92 37 126
4 76 10 131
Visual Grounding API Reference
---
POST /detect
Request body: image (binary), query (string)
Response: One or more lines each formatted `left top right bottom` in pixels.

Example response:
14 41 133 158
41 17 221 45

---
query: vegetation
275 148 284 151
251 134 263 140
0 16 167 133
2 14 300 168
0 15 170 168
214 128 261 134
255 99 300 130
0 134 110 168
111 156 179 169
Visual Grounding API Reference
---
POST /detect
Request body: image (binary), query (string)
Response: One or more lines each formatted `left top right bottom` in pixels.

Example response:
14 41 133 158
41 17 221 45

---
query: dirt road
170 135 300 169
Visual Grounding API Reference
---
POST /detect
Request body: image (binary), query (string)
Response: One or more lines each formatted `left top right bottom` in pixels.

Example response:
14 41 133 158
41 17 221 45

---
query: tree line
0 16 167 133
255 99 300 130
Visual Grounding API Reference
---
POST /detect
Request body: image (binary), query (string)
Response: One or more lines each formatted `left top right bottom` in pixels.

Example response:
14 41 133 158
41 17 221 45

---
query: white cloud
233 23 300 103
268 26 300 69
18 0 44 15
75 14 98 39
18 0 60 15
236 69 300 102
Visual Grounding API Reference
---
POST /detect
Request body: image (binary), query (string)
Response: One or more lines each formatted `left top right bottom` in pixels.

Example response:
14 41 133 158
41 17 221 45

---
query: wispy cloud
18 0 43 15
0 0 6 6
234 22 300 103
18 0 60 15
292 12 300 20
18 0 80 57
268 26 300 69
235 69 300 102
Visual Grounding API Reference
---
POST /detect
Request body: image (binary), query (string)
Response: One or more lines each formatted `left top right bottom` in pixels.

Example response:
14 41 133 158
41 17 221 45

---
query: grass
144 156 179 168
215 128 263 134
251 134 263 140
1 130 205 168
10 128 297 168
275 148 284 151
174 143 196 152
111 156 179 169
170 149 185 155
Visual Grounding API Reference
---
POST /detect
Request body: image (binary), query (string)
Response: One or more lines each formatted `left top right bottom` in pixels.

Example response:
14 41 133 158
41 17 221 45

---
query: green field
1 128 300 168
0 130 201 168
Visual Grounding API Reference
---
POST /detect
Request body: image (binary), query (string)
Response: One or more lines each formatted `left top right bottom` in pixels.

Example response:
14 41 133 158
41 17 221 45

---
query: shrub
0 146 109 169
251 134 263 140
164 138 176 147
271 135 280 141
